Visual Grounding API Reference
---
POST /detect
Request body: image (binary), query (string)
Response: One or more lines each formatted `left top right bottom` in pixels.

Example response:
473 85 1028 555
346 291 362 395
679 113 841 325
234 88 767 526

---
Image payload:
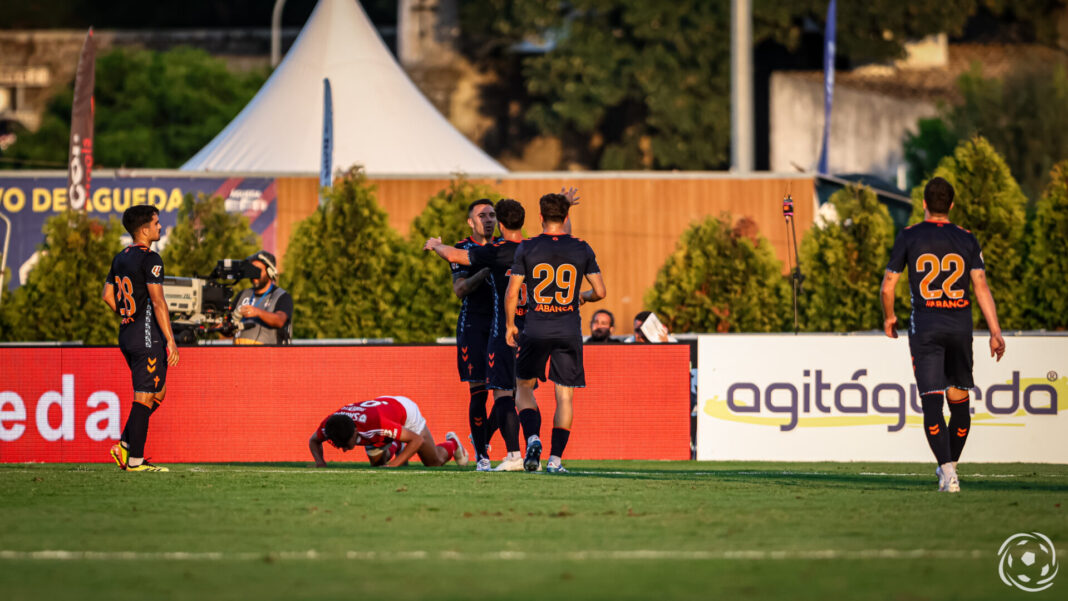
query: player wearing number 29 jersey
881 176 1005 493
510 232 600 384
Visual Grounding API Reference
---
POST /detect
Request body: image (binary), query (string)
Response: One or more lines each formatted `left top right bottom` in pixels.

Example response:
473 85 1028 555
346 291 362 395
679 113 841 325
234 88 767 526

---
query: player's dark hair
122 205 159 236
592 309 615 327
467 198 494 217
634 311 651 326
539 193 570 223
495 198 525 230
324 414 355 448
924 177 955 215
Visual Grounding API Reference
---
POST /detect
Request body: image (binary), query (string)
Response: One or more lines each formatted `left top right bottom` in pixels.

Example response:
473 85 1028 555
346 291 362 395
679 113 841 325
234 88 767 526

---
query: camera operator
233 250 293 345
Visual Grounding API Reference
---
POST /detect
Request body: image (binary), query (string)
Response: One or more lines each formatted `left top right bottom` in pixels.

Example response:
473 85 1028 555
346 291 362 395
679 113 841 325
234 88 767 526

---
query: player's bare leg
516 378 542 471
546 385 574 473
414 428 467 467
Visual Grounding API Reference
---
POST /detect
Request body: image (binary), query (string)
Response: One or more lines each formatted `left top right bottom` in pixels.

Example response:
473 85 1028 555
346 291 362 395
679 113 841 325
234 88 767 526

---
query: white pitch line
169 468 1065 478
6 548 1063 562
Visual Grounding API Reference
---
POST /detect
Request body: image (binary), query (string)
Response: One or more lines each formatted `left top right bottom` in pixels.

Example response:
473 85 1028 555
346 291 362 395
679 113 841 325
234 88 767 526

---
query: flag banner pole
319 78 333 207
68 27 96 212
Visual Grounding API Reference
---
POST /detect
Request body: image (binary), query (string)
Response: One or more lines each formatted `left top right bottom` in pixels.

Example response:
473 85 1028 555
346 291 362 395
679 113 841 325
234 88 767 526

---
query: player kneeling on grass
309 395 469 468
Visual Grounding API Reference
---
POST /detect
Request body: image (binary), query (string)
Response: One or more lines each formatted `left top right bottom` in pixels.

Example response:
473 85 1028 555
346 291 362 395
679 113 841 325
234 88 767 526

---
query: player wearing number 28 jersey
881 177 1005 493
101 205 180 472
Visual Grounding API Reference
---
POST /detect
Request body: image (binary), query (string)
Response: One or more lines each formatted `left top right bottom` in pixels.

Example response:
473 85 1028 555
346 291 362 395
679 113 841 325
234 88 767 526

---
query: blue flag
320 78 333 206
817 0 836 175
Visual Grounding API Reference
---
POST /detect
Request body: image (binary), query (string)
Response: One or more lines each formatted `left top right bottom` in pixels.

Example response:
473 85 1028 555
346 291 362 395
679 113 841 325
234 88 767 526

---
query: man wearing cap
233 250 293 345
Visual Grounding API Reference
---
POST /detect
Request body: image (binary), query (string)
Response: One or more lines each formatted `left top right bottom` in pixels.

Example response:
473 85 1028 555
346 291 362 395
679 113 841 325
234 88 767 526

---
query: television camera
162 259 260 344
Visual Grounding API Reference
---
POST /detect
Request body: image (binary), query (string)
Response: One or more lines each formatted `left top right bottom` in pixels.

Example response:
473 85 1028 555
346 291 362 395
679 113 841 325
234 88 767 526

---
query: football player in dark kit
101 205 180 472
505 192 606 473
452 199 500 467
424 198 528 471
881 176 1006 493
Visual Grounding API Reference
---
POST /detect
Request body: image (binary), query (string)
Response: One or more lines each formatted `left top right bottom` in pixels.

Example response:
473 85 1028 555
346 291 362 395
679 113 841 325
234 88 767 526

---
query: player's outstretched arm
879 271 900 338
147 283 179 366
971 269 1006 361
309 435 328 467
101 282 118 314
385 429 424 467
580 273 606 305
423 237 472 266
504 274 524 347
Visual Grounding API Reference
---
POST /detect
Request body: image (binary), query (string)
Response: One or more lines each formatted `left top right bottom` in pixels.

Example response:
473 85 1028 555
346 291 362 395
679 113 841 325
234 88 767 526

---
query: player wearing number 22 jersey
881 176 1005 494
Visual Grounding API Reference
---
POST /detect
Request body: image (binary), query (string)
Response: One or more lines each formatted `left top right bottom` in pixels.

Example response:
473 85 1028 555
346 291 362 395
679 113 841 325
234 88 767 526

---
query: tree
0 211 123 343
405 178 503 341
461 0 992 170
160 193 260 278
281 167 420 341
904 63 1068 201
799 184 895 332
645 214 788 333
909 136 1028 329
2 47 265 170
1023 160 1068 330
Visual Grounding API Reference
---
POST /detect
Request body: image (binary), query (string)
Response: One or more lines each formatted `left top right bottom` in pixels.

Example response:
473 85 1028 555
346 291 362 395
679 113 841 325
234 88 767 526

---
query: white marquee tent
181 0 506 175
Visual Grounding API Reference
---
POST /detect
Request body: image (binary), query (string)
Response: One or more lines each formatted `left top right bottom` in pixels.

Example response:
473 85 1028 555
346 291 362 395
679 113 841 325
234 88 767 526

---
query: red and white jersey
315 396 409 448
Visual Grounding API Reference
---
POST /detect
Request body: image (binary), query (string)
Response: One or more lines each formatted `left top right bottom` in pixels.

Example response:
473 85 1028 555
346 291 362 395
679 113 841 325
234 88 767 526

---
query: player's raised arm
147 283 179 366
970 269 1006 361
561 186 580 235
880 271 901 338
581 272 606 305
308 434 328 467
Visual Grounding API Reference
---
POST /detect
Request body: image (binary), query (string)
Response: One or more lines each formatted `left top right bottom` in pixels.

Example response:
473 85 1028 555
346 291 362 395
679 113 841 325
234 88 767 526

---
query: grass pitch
1 461 1065 600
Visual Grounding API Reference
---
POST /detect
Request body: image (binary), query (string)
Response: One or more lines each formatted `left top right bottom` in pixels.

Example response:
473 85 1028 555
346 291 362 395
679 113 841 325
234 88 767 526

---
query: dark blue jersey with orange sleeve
105 244 165 347
886 220 985 332
511 233 600 338
468 239 525 328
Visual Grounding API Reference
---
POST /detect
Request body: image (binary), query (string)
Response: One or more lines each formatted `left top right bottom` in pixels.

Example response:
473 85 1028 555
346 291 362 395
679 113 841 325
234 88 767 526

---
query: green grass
1 461 1065 600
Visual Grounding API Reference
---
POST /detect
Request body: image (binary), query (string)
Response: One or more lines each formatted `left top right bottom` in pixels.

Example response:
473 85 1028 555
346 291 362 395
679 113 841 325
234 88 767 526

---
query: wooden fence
275 173 815 335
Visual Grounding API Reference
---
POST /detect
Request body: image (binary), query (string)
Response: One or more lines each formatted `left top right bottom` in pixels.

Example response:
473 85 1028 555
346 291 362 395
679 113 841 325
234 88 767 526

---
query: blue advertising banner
0 173 277 289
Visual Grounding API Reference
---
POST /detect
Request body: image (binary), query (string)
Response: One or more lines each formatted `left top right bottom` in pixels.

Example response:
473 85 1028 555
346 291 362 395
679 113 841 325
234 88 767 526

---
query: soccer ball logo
998 532 1058 592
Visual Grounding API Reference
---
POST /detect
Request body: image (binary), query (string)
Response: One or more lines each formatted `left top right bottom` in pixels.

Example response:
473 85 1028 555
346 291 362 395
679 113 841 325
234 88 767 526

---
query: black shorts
486 330 517 390
119 342 167 395
908 327 974 395
515 332 585 388
457 315 491 383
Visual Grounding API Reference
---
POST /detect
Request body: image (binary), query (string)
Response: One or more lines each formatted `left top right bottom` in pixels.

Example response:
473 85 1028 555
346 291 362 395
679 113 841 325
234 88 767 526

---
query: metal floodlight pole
731 0 754 173
271 0 289 68
0 210 11 306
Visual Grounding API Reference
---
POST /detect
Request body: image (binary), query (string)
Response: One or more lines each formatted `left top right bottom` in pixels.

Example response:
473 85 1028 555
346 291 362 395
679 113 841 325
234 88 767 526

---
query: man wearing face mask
233 250 293 345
